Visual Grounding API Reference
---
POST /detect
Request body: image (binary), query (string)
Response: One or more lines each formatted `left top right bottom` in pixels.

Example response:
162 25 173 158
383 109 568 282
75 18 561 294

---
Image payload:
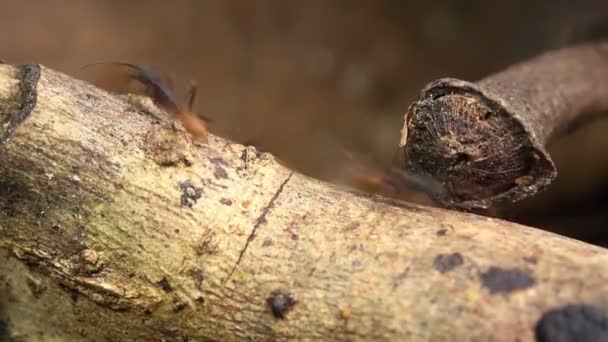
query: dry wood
1 64 608 341
402 41 608 210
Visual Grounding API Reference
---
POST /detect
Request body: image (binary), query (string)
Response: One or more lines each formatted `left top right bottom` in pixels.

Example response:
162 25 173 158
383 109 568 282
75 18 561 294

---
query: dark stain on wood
156 277 173 293
0 318 10 342
213 165 228 180
267 289 297 319
219 198 233 206
208 157 227 166
0 180 26 217
173 300 188 313
436 228 448 236
480 266 535 294
433 252 464 273
535 304 608 342
179 181 203 208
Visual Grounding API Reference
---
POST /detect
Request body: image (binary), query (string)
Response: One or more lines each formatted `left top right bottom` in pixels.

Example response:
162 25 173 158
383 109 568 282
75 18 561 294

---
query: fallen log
0 63 607 341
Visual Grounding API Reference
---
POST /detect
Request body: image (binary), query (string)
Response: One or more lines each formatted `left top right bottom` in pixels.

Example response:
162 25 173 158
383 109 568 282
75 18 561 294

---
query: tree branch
1 63 608 341
403 41 608 210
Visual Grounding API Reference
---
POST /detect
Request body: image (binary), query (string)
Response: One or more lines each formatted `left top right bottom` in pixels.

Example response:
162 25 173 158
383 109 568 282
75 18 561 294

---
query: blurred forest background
2 0 608 246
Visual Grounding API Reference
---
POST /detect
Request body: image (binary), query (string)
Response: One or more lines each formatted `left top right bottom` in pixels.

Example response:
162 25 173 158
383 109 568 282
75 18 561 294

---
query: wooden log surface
0 63 607 341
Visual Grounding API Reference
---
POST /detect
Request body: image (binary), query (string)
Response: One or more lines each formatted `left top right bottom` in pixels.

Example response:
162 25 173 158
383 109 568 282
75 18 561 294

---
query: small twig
402 41 608 210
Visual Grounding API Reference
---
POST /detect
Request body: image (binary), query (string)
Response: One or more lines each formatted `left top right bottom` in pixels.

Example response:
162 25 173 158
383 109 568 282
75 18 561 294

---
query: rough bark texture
1 64 608 341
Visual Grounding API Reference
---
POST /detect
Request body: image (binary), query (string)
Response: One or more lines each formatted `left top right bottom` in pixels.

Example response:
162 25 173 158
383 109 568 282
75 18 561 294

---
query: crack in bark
224 171 294 284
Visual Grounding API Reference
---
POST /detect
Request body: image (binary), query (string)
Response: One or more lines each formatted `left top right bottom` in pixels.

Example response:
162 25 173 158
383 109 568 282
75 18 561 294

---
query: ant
81 62 209 141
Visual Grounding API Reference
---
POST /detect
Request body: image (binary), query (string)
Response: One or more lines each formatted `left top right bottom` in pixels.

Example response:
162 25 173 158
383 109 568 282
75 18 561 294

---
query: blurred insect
80 62 441 202
335 145 445 203
81 62 209 141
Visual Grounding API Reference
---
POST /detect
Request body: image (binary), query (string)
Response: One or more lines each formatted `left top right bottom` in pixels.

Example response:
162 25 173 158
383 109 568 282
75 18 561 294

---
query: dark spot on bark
195 296 205 305
200 177 228 191
70 290 79 303
156 277 173 293
267 289 297 319
291 234 299 241
213 165 228 180
186 267 205 290
36 210 46 221
209 157 227 166
535 304 608 342
454 152 471 166
58 283 79 303
433 252 464 273
480 266 535 294
179 181 203 208
0 319 9 341
436 228 448 236
26 276 46 299
262 238 274 247
0 180 25 217
144 309 153 315
173 300 188 313
174 229 180 234
523 256 538 264
219 198 233 206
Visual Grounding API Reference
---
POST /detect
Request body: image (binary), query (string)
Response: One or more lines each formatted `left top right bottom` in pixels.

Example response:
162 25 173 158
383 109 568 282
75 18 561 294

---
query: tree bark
1 63 608 341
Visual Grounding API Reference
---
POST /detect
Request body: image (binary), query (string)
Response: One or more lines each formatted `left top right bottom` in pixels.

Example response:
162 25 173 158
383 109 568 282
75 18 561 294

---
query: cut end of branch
403 78 556 209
